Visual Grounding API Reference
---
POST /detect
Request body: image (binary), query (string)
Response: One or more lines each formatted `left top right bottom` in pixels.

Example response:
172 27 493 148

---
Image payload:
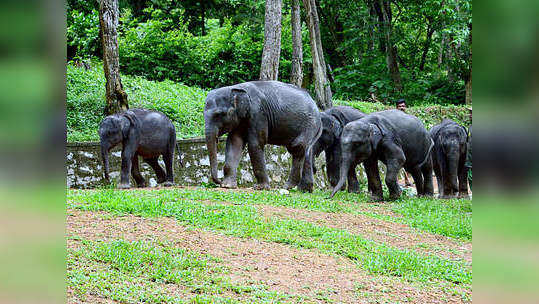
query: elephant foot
254 182 271 190
157 177 166 184
136 181 147 188
118 183 131 189
369 194 384 202
284 181 297 190
347 186 360 194
297 182 313 193
163 181 175 187
221 178 238 189
388 194 401 201
458 193 469 199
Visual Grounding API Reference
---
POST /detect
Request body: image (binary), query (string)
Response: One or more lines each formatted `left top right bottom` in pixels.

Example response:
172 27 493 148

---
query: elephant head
204 87 250 185
432 121 468 197
311 112 343 184
98 111 139 183
329 120 385 198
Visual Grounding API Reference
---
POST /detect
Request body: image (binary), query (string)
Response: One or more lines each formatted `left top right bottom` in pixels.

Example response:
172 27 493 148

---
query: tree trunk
419 19 435 71
303 0 332 110
465 22 472 105
260 0 283 81
465 73 472 104
290 0 303 87
99 0 128 116
379 0 402 92
201 1 206 36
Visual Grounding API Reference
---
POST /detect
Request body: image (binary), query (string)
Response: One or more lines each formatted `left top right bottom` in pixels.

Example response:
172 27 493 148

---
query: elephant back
371 110 432 167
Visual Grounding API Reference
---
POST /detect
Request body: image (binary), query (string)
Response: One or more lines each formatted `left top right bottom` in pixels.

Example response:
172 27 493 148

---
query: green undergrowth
67 62 471 142
67 238 298 303
67 189 472 286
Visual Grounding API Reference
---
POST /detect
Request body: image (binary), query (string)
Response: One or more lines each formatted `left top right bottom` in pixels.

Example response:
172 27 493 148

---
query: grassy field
67 62 472 142
67 187 472 303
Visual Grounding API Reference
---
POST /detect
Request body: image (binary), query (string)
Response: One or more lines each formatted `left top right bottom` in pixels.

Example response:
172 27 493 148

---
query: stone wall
66 138 335 189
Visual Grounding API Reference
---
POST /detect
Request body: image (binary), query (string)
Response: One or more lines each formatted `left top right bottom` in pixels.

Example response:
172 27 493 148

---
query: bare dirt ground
67 209 470 303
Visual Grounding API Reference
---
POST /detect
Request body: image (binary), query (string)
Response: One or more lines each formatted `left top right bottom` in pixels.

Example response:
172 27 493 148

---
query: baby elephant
312 106 366 192
330 110 434 201
430 119 469 199
99 108 177 189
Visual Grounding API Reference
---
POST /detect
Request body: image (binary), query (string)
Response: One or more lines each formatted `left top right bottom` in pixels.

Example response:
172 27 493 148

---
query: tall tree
378 0 402 92
290 0 303 87
99 0 128 115
260 0 283 80
303 0 332 109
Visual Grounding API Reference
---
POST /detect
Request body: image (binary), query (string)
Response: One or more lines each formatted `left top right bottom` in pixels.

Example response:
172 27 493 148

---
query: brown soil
67 209 469 304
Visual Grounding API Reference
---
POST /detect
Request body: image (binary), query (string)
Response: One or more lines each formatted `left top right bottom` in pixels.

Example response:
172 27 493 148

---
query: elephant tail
418 137 434 168
176 142 184 167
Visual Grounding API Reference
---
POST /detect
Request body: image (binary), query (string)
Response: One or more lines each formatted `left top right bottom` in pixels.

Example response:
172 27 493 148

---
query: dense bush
67 61 470 142
332 57 465 106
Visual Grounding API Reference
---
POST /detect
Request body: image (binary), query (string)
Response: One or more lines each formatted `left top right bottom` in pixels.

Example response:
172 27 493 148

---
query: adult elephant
204 81 322 191
430 119 469 199
311 106 366 192
99 109 178 189
329 110 434 201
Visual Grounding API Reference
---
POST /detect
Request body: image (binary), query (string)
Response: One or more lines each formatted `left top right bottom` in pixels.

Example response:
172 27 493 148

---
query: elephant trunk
205 126 221 185
100 142 110 183
329 148 350 198
447 154 459 195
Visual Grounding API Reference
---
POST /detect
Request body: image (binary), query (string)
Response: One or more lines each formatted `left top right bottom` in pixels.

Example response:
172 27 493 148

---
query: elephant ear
460 125 469 141
368 123 383 150
120 111 141 143
230 88 250 118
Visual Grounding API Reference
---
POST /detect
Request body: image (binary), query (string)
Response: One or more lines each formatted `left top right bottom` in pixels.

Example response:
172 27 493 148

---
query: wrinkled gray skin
430 119 469 199
99 108 177 189
204 81 322 192
312 106 366 192
330 110 434 201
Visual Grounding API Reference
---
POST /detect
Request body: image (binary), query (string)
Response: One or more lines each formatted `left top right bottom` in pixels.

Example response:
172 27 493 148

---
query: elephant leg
222 133 245 188
131 154 146 188
118 147 135 189
432 158 444 198
247 139 270 190
458 158 470 198
421 160 434 197
364 158 383 201
298 146 315 192
347 162 360 193
325 148 341 190
385 159 403 200
162 150 175 186
383 144 405 200
286 143 306 190
441 161 456 199
144 157 166 183
409 166 424 196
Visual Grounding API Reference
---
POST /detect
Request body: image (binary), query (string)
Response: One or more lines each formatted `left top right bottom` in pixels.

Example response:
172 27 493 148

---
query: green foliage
67 9 100 59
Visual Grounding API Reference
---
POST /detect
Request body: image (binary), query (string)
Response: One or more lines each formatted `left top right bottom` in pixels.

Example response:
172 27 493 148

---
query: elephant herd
99 80 471 200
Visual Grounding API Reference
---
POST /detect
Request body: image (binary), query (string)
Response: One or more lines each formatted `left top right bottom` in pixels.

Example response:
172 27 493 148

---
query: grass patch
67 238 299 303
92 187 471 241
67 189 472 285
